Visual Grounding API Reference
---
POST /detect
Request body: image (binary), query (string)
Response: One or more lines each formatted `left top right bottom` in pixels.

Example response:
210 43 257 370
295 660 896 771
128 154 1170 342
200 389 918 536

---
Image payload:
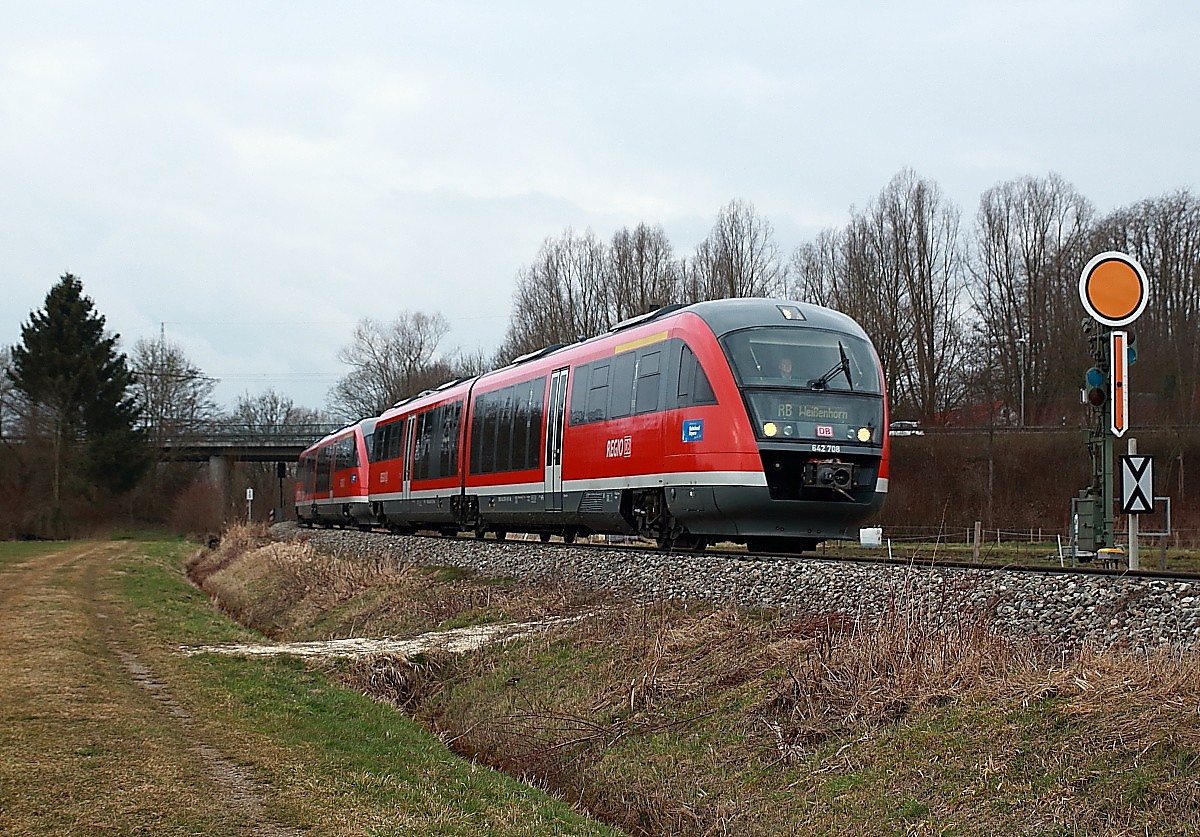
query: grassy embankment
187 526 1200 836
0 534 619 836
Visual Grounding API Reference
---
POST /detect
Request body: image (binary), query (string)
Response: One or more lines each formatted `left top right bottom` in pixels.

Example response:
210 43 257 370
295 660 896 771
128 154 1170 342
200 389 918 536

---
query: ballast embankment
273 523 1200 653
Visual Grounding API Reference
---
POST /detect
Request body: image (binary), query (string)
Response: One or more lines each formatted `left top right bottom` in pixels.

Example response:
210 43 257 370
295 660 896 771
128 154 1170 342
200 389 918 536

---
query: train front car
642 298 888 552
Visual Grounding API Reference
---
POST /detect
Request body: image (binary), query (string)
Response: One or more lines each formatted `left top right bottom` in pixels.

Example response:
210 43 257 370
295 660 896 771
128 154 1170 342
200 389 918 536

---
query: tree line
499 171 1200 426
0 275 325 536
6 169 1200 536
293 170 1200 425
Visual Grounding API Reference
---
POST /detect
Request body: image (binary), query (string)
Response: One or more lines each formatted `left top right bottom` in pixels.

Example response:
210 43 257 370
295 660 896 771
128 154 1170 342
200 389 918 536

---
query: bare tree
685 200 787 302
230 388 324 429
327 311 454 420
788 171 966 420
875 170 967 419
0 346 16 438
499 228 611 361
788 228 844 308
606 223 683 321
969 173 1095 425
129 337 220 446
1095 189 1200 421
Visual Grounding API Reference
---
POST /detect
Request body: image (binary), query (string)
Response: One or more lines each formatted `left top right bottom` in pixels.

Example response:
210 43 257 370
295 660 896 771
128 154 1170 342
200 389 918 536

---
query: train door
401 414 416 505
544 367 569 511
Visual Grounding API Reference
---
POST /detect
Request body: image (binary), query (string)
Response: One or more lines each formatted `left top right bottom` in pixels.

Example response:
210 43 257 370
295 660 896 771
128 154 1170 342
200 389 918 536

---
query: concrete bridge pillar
208 455 235 521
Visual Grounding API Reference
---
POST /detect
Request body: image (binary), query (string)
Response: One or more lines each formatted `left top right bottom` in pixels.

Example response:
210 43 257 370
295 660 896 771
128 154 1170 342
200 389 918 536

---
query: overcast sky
3 1 1197 413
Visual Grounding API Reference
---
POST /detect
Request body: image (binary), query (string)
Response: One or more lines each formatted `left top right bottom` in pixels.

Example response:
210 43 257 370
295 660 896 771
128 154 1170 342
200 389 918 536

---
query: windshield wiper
807 342 854 391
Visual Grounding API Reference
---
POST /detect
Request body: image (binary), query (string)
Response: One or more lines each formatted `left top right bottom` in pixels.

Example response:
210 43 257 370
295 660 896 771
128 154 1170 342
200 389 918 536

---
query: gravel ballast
273 523 1200 653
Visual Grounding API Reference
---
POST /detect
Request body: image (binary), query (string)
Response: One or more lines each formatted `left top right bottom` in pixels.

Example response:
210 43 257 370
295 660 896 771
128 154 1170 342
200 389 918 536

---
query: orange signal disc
1079 253 1148 326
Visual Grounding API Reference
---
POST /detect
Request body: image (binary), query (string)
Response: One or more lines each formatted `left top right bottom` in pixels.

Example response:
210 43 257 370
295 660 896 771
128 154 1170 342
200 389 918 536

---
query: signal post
1076 252 1149 565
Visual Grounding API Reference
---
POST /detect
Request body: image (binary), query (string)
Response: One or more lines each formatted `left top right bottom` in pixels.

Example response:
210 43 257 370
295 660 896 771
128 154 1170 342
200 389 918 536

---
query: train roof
681 298 870 342
371 298 873 424
497 298 871 370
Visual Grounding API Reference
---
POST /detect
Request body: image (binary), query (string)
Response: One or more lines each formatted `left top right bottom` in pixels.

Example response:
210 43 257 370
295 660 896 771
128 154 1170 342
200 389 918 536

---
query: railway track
281 522 1200 653
301 520 1200 582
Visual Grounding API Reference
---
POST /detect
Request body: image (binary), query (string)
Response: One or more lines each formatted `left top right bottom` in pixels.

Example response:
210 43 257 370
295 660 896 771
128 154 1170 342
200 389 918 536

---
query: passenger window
588 363 609 423
677 344 717 407
634 349 661 414
610 352 635 419
569 363 590 425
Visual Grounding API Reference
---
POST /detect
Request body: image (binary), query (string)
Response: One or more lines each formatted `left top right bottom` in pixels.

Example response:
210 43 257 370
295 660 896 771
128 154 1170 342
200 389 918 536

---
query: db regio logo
605 436 632 458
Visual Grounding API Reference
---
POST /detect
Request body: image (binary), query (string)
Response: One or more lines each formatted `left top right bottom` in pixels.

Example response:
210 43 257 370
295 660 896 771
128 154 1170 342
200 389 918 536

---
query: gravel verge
273 523 1200 653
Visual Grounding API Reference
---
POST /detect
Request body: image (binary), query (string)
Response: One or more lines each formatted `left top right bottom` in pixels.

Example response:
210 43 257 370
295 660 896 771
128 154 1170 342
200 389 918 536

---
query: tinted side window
524 376 545 469
440 402 462 477
609 352 636 419
316 446 331 493
634 349 661 414
677 344 718 407
376 424 391 463
587 363 610 423
412 412 432 481
568 363 590 426
391 421 407 461
471 378 546 474
495 387 514 473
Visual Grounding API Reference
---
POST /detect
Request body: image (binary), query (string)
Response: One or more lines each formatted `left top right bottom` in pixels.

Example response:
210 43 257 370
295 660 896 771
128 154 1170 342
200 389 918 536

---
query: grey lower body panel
375 484 880 543
703 485 884 540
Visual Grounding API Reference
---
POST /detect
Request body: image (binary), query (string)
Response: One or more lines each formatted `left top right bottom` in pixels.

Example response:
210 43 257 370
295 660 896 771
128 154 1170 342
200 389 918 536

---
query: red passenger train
296 298 889 552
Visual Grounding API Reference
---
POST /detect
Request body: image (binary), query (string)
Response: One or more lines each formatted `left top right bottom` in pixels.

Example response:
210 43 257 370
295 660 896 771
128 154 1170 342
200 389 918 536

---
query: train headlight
857 427 872 442
763 422 778 437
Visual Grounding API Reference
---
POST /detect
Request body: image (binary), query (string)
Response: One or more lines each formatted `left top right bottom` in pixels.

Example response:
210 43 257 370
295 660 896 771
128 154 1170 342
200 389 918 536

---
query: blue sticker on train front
682 419 704 442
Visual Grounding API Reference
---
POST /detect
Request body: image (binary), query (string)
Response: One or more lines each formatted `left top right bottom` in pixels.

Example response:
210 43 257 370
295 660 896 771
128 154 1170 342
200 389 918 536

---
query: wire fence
871 525 1200 550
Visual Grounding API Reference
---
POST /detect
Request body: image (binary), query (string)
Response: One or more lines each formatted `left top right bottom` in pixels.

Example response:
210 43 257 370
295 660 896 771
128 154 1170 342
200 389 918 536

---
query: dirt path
0 542 304 836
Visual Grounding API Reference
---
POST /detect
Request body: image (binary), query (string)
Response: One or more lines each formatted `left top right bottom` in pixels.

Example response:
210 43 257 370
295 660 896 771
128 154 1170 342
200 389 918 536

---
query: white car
888 421 924 437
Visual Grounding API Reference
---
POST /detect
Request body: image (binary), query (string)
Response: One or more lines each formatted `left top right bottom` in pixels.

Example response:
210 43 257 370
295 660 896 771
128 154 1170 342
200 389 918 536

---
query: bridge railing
155 423 344 449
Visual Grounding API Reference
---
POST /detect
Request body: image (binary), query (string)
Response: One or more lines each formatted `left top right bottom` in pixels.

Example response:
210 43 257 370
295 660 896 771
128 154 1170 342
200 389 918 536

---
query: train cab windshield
721 327 885 445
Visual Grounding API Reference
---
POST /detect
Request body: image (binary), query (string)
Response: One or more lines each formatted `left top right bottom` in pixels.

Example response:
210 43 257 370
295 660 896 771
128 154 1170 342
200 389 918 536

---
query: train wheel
494 529 507 541
658 531 706 552
539 533 552 543
562 528 578 544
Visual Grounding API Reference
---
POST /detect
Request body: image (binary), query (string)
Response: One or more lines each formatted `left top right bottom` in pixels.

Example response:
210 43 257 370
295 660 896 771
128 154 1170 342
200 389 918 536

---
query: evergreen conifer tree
8 274 149 503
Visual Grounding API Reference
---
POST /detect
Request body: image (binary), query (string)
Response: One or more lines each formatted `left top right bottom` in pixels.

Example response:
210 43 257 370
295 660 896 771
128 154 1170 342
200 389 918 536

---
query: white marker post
1128 438 1138 570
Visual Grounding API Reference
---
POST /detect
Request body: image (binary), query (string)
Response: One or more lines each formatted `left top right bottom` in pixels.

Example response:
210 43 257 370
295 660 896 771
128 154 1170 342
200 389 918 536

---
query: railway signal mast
1076 252 1149 561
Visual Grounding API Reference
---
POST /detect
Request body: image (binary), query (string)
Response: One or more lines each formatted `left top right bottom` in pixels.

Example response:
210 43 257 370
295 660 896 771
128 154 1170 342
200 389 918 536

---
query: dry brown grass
194 526 1200 836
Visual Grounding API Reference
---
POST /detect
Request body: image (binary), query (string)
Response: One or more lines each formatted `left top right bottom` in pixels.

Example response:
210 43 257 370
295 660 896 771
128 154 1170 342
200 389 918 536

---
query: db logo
605 436 632 458
816 425 834 438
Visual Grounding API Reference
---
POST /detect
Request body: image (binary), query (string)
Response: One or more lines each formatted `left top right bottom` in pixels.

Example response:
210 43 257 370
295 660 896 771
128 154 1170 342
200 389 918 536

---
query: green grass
1 538 619 837
0 539 70 565
108 541 620 836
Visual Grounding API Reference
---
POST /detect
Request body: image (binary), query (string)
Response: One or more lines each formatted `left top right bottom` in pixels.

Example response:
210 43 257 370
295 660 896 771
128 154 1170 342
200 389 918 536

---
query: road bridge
156 424 342 463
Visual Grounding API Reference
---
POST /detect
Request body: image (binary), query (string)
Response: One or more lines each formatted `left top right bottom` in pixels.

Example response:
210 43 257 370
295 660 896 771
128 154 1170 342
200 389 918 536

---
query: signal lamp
1084 367 1107 406
763 422 778 437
